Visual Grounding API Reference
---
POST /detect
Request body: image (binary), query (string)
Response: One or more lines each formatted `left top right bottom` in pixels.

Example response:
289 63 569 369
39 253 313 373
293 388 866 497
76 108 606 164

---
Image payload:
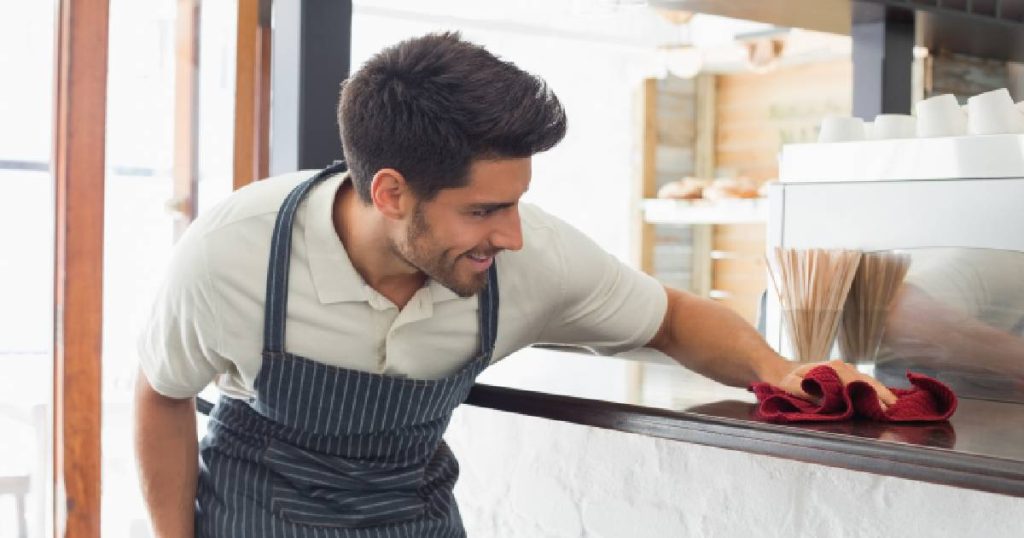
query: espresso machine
766 134 1024 403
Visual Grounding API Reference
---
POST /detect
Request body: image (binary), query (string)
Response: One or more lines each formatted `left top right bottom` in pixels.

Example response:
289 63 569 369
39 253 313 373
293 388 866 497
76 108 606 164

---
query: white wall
448 404 1024 538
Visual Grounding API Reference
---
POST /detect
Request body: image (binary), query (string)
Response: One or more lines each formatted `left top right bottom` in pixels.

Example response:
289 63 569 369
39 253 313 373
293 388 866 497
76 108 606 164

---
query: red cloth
748 365 958 423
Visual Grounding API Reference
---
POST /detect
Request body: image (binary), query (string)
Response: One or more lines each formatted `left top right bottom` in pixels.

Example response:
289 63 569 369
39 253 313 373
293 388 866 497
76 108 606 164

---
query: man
135 32 895 537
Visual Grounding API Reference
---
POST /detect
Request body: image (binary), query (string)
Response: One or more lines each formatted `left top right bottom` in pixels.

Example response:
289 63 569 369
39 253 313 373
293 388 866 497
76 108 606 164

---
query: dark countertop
465 348 1024 498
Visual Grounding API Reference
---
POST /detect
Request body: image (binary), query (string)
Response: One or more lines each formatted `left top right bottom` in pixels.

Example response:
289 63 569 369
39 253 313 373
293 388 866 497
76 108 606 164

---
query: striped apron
195 163 499 537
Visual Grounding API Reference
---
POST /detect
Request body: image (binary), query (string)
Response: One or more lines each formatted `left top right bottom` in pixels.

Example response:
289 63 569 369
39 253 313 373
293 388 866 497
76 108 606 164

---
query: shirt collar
303 172 463 305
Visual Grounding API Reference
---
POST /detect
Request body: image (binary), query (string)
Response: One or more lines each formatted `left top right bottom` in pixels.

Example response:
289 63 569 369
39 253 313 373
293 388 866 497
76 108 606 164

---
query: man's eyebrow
466 202 515 211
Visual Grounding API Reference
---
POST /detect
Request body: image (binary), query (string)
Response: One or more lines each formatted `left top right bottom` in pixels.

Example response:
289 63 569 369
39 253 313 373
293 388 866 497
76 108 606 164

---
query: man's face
392 158 530 297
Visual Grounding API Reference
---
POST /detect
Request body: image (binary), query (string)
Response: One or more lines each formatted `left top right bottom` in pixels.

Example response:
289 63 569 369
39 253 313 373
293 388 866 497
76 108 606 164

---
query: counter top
465 348 1024 498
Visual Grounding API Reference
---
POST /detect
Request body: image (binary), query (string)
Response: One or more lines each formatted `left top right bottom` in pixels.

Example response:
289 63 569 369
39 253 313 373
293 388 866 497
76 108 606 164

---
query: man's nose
491 207 523 252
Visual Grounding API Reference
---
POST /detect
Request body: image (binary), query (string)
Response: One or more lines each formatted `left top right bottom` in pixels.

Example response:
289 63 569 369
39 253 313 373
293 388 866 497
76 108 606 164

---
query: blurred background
4 0 1024 535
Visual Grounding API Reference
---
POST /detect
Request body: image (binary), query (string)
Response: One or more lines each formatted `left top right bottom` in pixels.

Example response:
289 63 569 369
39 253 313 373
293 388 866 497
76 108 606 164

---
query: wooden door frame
233 0 272 190
173 0 201 240
53 0 109 536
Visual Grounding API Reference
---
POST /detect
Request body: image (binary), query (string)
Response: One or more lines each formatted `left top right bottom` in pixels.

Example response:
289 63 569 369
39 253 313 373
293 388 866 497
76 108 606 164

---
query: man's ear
369 168 413 220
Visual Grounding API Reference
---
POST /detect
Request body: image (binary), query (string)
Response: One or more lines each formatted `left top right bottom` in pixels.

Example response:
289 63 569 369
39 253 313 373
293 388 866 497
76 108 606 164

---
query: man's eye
470 209 493 217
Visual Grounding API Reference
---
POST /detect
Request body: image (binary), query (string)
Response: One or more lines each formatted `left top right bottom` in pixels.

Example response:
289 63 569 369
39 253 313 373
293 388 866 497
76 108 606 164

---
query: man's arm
885 284 1024 378
645 286 897 406
134 368 198 538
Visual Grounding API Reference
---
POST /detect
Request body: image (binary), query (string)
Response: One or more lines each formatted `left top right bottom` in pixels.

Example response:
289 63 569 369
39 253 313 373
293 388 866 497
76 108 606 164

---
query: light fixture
744 38 785 73
659 45 704 78
653 8 693 25
652 6 699 78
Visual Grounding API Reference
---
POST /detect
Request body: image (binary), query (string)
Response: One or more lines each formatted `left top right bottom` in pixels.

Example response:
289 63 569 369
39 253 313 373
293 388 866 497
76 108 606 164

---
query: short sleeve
537 216 667 354
137 230 229 398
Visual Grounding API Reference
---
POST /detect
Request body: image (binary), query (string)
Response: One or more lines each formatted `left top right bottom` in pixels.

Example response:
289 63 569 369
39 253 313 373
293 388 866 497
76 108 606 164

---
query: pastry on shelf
657 177 709 200
702 177 760 200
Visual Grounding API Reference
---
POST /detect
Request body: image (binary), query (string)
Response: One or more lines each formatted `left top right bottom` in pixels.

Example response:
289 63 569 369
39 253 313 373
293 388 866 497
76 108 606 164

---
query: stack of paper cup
870 114 916 139
818 116 866 143
916 94 966 137
863 121 874 140
967 88 1024 135
813 88 1024 143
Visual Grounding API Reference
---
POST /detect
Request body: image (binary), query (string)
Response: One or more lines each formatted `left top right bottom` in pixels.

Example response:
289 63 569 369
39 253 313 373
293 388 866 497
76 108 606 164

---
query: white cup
967 88 1023 135
916 94 967 137
818 116 866 143
871 114 916 139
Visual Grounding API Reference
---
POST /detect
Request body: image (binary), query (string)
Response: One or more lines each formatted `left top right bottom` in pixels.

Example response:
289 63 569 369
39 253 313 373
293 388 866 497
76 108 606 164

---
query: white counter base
449 405 1024 537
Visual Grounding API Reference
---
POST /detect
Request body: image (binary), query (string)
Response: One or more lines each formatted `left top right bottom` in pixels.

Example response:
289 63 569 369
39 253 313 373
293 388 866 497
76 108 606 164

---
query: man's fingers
826 360 897 410
777 360 899 411
871 382 897 413
872 382 899 406
785 383 816 403
779 372 819 403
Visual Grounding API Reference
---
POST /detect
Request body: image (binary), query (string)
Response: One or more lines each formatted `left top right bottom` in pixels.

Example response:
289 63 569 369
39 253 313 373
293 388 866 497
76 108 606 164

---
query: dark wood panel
53 0 109 535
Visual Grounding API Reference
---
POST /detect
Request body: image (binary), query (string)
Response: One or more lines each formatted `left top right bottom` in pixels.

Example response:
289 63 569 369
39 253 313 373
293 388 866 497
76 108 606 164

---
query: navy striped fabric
196 165 499 537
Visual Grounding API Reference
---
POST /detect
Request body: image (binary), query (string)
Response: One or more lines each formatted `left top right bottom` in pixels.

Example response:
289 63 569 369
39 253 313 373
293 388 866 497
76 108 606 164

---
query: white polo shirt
138 170 668 399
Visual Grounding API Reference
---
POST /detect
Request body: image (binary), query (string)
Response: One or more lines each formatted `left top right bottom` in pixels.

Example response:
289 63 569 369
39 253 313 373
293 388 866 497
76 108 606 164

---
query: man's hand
647 288 899 411
776 359 899 411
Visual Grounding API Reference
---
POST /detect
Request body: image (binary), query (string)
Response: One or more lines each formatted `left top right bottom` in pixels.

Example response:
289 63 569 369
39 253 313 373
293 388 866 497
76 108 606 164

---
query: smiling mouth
462 251 497 270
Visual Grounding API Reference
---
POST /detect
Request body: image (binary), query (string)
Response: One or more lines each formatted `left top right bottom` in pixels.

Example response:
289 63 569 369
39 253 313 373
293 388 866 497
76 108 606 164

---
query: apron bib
195 163 498 537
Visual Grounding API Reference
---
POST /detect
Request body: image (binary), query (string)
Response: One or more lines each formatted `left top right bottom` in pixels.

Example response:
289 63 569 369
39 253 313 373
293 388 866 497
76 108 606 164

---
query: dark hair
338 31 567 204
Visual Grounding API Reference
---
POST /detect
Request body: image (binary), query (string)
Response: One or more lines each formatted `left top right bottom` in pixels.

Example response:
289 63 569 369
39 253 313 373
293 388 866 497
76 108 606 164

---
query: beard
391 204 492 298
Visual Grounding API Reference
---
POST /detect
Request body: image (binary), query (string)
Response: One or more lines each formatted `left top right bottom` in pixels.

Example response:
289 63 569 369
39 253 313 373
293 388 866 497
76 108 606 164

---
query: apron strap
478 263 499 357
264 161 349 353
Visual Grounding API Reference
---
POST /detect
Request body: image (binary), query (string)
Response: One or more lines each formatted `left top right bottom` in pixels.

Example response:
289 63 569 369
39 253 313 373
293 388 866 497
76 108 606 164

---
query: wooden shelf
709 249 763 261
643 198 768 225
